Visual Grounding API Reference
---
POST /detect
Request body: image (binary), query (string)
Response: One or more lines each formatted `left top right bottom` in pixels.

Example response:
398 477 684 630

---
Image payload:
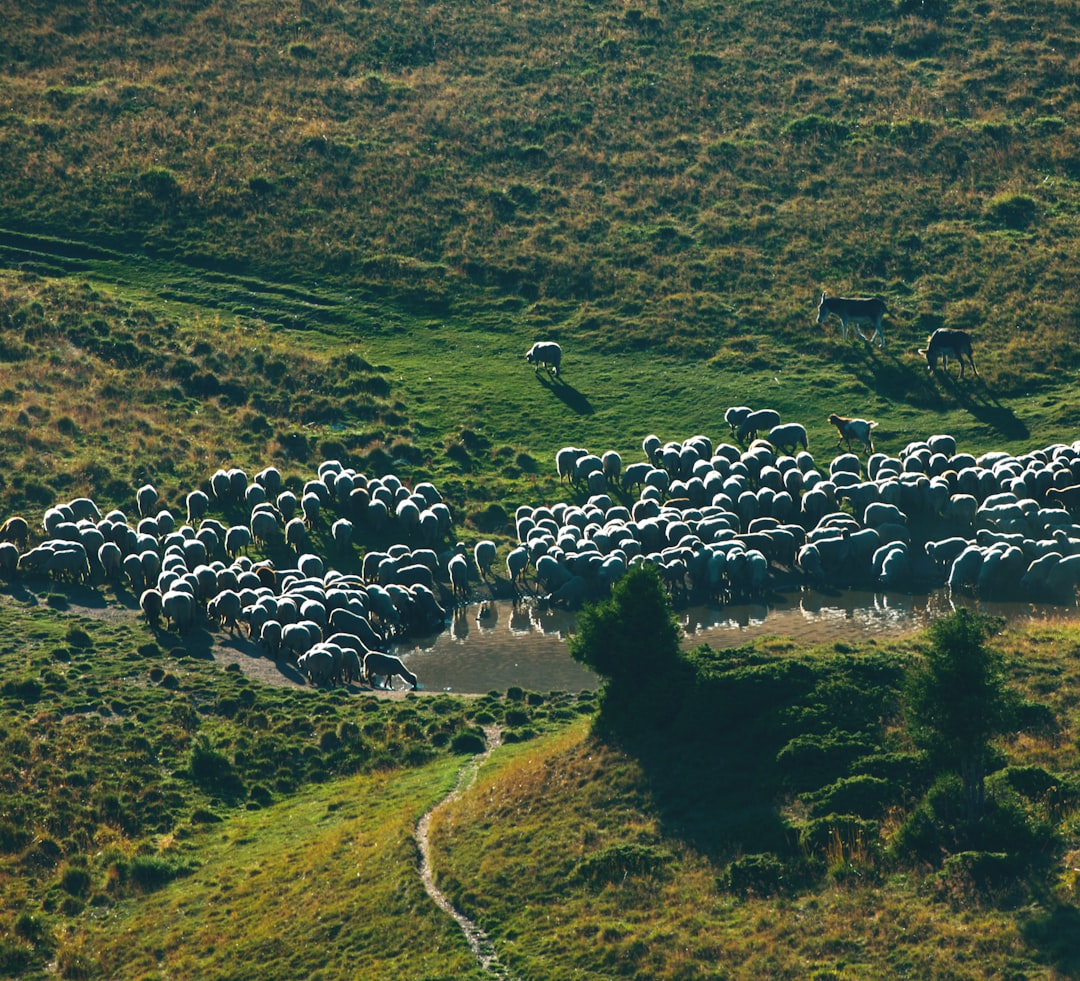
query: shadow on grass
620 729 794 859
537 373 594 414
1021 902 1080 975
853 349 1029 442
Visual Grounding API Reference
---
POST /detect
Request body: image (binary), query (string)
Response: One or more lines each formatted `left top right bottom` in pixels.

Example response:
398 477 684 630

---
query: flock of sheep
0 461 466 690
4 402 1080 692
526 408 1080 611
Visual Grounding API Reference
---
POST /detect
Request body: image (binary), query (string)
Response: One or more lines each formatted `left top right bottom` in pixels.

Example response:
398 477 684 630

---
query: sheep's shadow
537 374 593 414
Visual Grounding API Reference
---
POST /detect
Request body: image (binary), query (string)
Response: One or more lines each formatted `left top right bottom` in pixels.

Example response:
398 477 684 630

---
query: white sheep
525 341 562 376
767 423 809 455
474 540 497 581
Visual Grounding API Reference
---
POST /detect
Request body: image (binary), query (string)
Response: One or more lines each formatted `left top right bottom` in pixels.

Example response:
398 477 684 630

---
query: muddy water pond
395 588 1080 694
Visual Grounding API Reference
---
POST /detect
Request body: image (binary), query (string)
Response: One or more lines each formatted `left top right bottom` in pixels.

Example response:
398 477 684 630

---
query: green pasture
4 0 1080 976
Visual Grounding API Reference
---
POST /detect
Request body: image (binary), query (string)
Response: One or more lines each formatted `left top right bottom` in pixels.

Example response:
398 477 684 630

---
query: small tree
568 564 687 736
904 609 1015 823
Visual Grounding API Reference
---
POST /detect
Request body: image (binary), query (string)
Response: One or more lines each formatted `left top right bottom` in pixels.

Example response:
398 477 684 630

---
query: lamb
525 340 562 376
828 414 878 454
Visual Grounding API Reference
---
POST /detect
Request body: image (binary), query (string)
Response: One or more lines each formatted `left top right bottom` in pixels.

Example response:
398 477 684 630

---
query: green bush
128 854 194 892
450 731 486 755
725 853 788 897
59 865 93 897
775 731 876 791
575 842 674 884
984 192 1037 230
803 775 895 818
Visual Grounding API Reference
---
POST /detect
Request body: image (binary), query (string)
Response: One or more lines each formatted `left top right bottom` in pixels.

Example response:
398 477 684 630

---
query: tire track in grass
416 726 518 980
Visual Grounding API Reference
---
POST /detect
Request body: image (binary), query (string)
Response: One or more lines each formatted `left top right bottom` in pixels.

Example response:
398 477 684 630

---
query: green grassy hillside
2 0 1080 526
4 0 1080 978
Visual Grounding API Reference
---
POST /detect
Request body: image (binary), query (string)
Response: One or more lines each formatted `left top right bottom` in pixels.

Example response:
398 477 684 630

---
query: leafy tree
568 564 688 736
903 609 1016 822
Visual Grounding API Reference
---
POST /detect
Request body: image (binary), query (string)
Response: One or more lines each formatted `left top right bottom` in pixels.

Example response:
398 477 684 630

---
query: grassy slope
431 717 1072 980
89 760 487 981
3 0 1080 978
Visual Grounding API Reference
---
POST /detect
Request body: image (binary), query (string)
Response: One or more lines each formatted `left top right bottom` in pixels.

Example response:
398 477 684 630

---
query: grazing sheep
555 447 586 483
0 542 17 578
331 518 354 550
250 507 281 547
474 540 497 581
301 492 322 528
828 414 878 454
448 552 470 598
162 589 196 634
525 340 562 376
136 483 158 519
506 545 529 586
724 407 752 437
139 588 163 629
225 525 252 559
298 648 336 686
259 618 283 658
363 650 419 690
736 409 782 443
0 515 29 550
767 423 809 455
602 450 622 484
1046 485 1080 512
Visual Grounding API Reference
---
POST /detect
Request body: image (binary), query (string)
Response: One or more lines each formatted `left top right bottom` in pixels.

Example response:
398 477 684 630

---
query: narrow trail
416 726 518 980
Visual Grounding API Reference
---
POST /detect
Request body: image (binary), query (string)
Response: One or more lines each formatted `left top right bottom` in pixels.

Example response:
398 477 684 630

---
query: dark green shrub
2 677 43 703
139 166 180 201
575 842 674 884
725 853 787 896
775 731 876 791
984 192 1037 230
803 775 895 818
935 850 1023 893
0 937 32 975
129 855 192 892
782 114 849 142
450 731 486 755
64 626 92 652
186 737 244 797
60 865 92 897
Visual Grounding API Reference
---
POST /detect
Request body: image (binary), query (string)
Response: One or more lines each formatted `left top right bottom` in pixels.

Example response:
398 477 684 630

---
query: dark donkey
816 292 887 348
918 328 979 378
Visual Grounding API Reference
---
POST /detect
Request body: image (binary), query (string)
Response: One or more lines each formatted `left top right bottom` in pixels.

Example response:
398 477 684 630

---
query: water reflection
395 588 1080 695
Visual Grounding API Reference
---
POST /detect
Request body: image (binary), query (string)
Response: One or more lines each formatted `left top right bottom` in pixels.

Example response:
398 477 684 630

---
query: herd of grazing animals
0 310 1058 691
1 461 483 691
527 415 1080 611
